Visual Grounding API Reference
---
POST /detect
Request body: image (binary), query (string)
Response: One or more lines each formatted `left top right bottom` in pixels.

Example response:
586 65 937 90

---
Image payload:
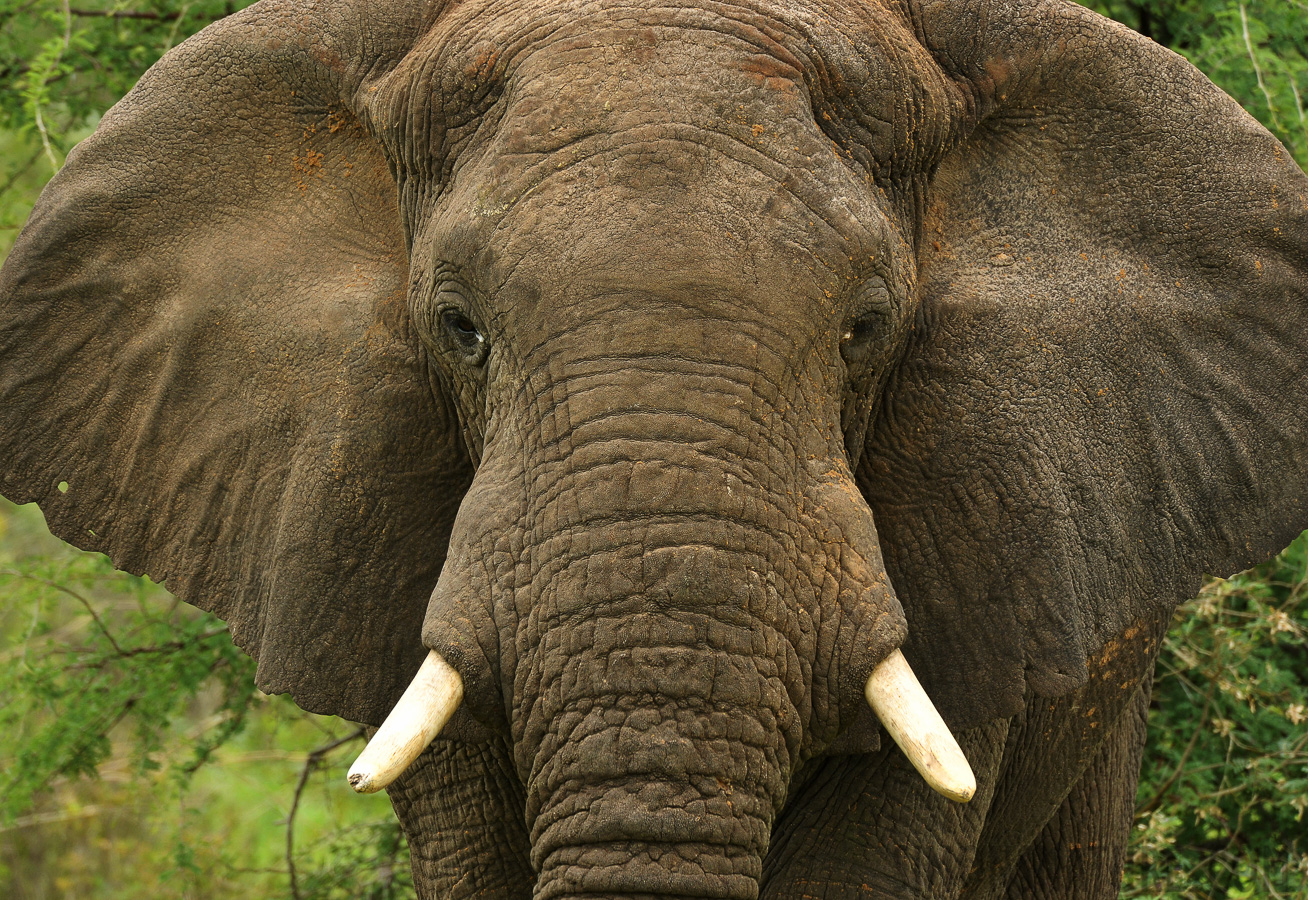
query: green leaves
0 500 410 897
0 0 254 133
1124 535 1308 897
0 0 257 254
0 500 257 823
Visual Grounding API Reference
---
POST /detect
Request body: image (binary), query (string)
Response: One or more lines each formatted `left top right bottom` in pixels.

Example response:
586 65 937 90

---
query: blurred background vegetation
0 0 1306 897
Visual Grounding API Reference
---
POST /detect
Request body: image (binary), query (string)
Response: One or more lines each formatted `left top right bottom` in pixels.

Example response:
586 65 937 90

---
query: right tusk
865 649 977 803
347 649 463 794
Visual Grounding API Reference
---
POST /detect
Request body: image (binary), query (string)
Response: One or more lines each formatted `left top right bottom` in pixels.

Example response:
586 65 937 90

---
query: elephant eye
842 315 884 345
840 281 894 365
440 309 489 366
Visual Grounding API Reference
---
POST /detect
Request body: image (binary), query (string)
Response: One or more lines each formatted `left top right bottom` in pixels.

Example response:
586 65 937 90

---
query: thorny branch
286 727 367 900
0 567 230 665
0 147 45 202
1136 681 1217 818
1240 3 1281 130
32 0 72 171
64 627 231 669
1 568 126 655
66 4 233 23
68 6 182 19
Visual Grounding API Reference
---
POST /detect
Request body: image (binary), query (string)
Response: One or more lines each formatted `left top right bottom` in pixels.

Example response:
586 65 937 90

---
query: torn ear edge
858 0 1308 731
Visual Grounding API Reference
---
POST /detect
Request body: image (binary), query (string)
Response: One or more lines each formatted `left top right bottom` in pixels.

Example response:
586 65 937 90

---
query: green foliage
294 821 413 900
0 0 256 256
0 500 410 898
1124 537 1308 898
0 0 253 140
0 547 255 818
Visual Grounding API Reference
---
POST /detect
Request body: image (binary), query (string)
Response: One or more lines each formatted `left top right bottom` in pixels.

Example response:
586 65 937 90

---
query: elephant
2 0 1307 896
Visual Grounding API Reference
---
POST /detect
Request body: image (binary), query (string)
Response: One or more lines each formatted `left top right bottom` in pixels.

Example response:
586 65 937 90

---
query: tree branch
1136 680 1217 818
1 568 126 656
64 627 231 670
68 7 181 20
1240 3 1282 129
286 727 367 900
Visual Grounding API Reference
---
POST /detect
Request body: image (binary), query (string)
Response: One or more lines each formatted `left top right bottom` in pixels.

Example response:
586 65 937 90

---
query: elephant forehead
494 22 815 156
413 12 929 301
371 0 961 210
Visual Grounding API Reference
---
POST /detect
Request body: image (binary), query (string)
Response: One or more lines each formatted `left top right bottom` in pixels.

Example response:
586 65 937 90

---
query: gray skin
2 0 1307 897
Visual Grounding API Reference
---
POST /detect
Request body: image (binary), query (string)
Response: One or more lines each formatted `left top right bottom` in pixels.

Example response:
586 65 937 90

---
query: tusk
864 649 976 803
347 649 463 794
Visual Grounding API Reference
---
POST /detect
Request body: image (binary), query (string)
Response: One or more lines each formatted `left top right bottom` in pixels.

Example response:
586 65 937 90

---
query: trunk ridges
535 838 764 900
424 349 906 899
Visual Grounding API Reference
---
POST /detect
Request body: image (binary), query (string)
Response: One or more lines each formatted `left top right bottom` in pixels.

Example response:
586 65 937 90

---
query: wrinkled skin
2 0 1307 898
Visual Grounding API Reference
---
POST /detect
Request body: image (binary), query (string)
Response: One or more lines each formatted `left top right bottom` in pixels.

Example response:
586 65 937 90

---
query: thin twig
33 0 73 171
0 804 107 833
2 569 126 655
162 1 194 52
1241 4 1281 128
1 0 46 22
1137 681 1217 817
0 147 45 200
286 727 366 900
68 6 181 19
64 627 231 669
1290 76 1308 157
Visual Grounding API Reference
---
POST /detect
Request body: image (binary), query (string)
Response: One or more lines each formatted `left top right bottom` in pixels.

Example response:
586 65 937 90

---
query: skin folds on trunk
415 346 912 898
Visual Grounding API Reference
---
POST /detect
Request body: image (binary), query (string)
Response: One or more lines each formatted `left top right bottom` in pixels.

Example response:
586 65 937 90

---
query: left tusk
864 649 977 803
347 649 463 794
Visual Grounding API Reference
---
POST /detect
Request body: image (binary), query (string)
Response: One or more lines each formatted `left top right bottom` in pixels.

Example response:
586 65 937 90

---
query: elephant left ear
860 0 1308 729
0 1 471 728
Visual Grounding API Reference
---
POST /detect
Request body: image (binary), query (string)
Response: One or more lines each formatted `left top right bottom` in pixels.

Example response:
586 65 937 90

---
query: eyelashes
416 272 491 368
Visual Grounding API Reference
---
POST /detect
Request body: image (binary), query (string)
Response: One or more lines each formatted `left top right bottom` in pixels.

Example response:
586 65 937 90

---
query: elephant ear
861 0 1308 729
0 1 472 726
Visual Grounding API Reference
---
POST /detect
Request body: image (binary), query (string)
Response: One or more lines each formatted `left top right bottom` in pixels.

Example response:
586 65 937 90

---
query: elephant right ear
861 0 1308 730
0 1 472 726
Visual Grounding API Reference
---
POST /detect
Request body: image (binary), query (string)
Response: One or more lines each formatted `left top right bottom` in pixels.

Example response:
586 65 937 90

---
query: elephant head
3 0 1307 897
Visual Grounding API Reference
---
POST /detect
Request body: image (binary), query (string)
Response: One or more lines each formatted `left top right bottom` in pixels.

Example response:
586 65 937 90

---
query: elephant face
3 0 1307 897
399 10 939 879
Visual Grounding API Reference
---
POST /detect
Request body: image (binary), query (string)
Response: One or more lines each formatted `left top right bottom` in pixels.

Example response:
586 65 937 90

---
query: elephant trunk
524 634 784 899
350 357 972 896
504 452 817 898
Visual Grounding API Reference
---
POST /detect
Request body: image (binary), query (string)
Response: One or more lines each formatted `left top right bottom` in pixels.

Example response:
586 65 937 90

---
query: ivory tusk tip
345 649 464 796
905 740 976 803
930 766 977 804
864 649 977 805
347 767 382 794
